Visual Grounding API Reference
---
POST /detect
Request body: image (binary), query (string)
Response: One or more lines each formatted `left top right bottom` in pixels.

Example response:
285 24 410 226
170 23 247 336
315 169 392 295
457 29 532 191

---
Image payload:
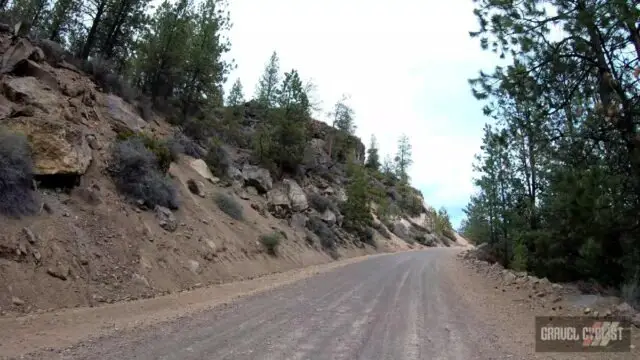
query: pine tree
342 161 373 233
381 155 396 179
255 69 310 173
45 0 83 43
227 78 245 106
255 51 280 107
462 0 640 293
132 0 194 100
178 0 232 117
330 95 356 135
365 135 381 171
92 0 152 68
394 134 412 183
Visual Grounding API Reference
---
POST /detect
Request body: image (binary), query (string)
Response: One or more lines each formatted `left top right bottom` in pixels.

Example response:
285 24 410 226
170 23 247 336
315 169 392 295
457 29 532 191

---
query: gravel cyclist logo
535 316 631 352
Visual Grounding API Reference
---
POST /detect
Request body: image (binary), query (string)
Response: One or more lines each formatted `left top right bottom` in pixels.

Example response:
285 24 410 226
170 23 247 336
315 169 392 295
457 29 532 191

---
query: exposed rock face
283 179 308 211
0 38 45 73
242 164 273 193
303 138 332 170
103 94 147 133
187 157 218 183
4 76 60 112
320 209 337 226
307 119 365 164
392 220 410 239
6 118 92 175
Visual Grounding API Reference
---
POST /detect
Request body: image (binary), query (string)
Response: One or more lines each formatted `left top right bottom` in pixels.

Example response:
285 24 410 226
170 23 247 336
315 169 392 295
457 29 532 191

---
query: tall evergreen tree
178 0 232 117
365 134 381 171
132 0 193 100
330 94 356 135
462 0 640 297
255 51 280 107
394 134 412 183
227 78 245 106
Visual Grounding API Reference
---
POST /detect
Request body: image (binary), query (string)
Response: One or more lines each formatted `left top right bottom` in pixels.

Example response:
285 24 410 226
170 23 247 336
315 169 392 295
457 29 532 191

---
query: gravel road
53 250 515 360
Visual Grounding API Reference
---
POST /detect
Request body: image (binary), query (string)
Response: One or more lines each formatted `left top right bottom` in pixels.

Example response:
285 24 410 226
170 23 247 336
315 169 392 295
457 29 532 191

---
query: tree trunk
80 0 108 60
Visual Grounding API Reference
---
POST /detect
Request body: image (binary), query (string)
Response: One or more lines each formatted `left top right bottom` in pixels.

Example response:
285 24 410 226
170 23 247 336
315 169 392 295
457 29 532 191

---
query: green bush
260 232 281 255
214 193 243 220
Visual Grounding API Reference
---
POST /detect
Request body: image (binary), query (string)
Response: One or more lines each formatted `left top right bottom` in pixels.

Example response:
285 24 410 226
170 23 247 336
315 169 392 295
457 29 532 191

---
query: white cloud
223 0 500 226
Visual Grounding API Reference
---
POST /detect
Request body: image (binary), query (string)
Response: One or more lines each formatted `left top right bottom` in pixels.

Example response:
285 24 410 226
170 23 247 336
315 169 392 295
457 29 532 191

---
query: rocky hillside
0 30 462 315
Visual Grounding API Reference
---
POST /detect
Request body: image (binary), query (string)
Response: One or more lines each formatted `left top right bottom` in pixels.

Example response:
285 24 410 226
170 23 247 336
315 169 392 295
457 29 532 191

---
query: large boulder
303 138 332 169
103 94 147 133
3 76 61 113
0 38 44 73
283 178 308 211
320 209 337 226
241 164 272 193
155 206 177 232
6 119 92 176
267 187 290 218
187 157 218 183
392 220 410 239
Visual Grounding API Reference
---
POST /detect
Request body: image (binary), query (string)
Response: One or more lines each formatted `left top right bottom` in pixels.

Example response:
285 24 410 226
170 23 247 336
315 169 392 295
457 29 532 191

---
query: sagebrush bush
110 139 178 209
116 131 176 173
361 227 376 247
205 140 230 177
168 133 206 159
214 193 243 220
307 216 336 250
414 234 435 247
373 221 392 239
82 57 139 103
308 193 335 213
260 232 281 255
0 132 39 217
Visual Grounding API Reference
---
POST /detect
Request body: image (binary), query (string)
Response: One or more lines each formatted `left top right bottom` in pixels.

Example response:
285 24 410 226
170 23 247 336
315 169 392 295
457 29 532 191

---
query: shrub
373 221 392 239
260 232 281 255
307 216 336 250
137 97 154 121
82 57 139 103
0 131 39 217
308 193 334 213
116 131 176 173
361 227 376 247
205 139 230 177
414 234 435 247
110 139 178 209
168 133 206 159
403 236 416 245
214 193 243 220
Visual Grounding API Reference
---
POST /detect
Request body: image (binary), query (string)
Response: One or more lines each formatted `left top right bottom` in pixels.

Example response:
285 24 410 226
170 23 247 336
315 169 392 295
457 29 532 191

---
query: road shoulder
0 253 387 359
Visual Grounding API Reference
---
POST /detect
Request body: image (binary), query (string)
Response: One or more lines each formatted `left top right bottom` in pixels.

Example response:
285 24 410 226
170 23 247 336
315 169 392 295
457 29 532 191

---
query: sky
221 0 500 228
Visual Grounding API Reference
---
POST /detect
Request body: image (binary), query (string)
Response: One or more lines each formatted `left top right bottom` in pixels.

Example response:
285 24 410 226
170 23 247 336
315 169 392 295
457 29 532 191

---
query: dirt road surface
6 249 638 359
